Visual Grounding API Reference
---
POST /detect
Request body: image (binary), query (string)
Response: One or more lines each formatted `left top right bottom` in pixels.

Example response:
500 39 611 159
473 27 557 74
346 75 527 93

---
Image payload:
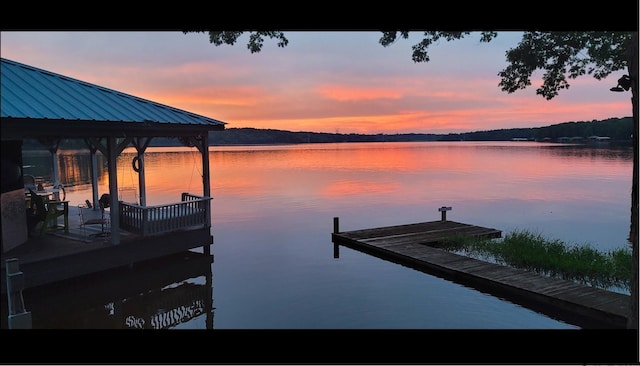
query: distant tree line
441 117 633 142
205 117 632 145
207 128 443 145
21 117 633 150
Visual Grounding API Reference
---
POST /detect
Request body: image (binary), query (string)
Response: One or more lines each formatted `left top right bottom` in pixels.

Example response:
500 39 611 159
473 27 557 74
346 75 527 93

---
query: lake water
18 141 634 329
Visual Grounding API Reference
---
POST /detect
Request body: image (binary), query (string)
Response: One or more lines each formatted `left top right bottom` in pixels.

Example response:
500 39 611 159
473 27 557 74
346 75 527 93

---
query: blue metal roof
1 57 226 128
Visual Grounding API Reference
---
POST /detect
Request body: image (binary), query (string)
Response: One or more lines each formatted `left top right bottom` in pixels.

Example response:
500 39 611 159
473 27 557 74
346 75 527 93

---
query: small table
25 189 54 205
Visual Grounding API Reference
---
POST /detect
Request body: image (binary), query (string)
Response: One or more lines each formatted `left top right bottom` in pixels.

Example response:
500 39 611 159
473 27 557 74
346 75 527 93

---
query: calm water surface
20 141 634 329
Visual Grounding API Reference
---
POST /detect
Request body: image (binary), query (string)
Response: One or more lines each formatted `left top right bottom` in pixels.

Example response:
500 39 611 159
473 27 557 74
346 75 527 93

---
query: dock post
5 258 32 329
333 217 340 258
439 206 452 221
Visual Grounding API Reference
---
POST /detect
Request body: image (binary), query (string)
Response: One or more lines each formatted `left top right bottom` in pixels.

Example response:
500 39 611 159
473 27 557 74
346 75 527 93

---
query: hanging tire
132 156 141 173
55 184 66 201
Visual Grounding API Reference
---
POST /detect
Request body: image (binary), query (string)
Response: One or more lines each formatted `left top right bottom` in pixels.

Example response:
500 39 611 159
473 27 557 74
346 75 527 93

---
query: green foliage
184 31 288 53
379 31 497 63
379 31 632 100
497 32 632 100
440 230 632 293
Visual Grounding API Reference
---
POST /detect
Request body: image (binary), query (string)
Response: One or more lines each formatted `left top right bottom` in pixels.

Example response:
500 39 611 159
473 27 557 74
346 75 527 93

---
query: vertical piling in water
439 206 452 221
333 217 340 258
5 258 32 329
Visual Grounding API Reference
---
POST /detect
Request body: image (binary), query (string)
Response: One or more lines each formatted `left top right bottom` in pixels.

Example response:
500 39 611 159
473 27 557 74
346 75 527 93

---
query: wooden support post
333 217 340 258
439 206 452 221
5 258 32 329
205 262 214 330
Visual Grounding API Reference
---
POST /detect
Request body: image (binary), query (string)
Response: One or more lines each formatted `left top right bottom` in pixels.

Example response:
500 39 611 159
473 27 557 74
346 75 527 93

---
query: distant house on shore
588 136 612 141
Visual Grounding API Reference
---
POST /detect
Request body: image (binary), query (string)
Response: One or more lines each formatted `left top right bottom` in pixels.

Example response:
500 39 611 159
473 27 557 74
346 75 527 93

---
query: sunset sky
0 31 633 134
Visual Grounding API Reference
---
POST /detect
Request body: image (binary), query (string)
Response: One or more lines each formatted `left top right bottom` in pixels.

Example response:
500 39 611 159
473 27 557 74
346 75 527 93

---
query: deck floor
3 205 127 264
1 205 213 293
332 220 630 328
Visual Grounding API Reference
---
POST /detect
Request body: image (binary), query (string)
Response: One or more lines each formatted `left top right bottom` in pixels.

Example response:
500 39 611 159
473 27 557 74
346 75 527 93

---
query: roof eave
1 117 225 141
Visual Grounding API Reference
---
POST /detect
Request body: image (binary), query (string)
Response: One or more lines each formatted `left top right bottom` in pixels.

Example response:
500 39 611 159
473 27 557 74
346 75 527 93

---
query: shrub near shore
439 230 632 294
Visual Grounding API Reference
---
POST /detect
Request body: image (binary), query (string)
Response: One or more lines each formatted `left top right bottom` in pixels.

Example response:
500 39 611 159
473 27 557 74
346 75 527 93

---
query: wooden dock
331 217 630 329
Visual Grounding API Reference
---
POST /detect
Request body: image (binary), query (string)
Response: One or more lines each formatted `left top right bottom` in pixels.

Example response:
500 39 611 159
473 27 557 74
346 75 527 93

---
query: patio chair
79 194 110 237
26 189 46 233
23 174 37 192
28 189 68 236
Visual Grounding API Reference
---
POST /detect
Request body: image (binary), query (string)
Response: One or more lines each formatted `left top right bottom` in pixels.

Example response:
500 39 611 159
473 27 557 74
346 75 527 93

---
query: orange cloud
316 85 403 101
59 63 631 136
151 86 264 108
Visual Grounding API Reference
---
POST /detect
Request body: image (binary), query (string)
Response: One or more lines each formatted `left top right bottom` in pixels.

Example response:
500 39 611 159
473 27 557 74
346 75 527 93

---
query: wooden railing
119 193 211 236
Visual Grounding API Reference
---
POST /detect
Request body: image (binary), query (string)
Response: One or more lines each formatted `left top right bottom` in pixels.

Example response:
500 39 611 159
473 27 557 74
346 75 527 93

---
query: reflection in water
17 141 633 329
1 251 214 329
22 150 108 189
204 142 631 249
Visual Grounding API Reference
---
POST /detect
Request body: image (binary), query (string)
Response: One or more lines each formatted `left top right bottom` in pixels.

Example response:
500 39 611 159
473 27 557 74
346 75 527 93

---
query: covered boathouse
0 57 226 293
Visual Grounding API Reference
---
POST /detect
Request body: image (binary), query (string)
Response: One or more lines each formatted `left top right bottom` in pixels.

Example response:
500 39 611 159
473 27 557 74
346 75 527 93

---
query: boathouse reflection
1 251 214 329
